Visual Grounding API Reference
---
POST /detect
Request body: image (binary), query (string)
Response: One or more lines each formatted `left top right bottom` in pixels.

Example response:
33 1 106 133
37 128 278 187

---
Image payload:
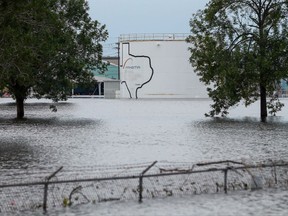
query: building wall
103 57 119 66
119 40 208 99
104 81 120 99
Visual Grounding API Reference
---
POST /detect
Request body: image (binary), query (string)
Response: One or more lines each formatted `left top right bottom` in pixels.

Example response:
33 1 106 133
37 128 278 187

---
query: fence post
43 182 49 212
43 166 63 212
274 166 278 184
139 176 143 203
138 161 157 203
224 168 228 194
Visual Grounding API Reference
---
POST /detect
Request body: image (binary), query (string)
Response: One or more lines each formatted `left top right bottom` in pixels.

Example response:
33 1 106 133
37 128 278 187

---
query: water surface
1 98 288 215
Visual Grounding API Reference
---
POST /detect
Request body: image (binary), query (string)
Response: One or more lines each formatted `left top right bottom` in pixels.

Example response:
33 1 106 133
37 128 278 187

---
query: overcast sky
87 0 210 56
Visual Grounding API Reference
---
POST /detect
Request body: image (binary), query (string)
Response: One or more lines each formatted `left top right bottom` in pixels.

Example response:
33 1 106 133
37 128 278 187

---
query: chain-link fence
1 160 288 214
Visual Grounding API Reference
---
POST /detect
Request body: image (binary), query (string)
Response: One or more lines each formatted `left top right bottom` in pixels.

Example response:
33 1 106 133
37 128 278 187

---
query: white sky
87 0 210 56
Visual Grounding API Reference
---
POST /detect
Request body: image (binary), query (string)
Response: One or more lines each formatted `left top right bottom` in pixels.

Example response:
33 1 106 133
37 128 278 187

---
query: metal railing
0 160 288 214
119 33 190 42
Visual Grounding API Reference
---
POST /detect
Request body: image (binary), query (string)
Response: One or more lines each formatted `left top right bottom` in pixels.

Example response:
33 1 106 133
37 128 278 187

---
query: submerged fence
1 160 288 213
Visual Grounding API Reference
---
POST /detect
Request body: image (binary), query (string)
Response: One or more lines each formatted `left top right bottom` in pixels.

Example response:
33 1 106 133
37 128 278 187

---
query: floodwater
1 98 288 215
49 189 288 216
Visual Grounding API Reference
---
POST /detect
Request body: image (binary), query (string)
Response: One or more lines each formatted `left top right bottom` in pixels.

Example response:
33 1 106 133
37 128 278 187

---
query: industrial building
72 57 120 98
73 33 209 99
71 33 288 100
119 33 208 99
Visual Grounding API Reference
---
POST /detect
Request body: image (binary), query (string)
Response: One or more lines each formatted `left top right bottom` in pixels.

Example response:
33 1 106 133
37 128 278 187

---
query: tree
187 0 288 122
0 0 108 119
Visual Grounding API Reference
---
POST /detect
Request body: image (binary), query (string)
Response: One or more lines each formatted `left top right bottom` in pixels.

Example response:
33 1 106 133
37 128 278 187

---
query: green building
72 57 120 98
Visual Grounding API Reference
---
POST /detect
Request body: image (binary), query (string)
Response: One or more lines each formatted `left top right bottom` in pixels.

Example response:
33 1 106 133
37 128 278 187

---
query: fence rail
0 160 288 214
118 33 190 42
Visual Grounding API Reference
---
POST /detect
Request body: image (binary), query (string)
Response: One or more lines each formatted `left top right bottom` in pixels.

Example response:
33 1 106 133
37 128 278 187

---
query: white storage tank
119 33 208 99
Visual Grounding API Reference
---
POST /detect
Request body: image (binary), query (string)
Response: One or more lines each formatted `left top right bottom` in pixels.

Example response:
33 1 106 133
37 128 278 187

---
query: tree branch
228 33 255 51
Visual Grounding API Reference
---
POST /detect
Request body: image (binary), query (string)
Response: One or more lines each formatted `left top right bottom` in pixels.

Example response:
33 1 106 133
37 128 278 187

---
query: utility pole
116 42 120 80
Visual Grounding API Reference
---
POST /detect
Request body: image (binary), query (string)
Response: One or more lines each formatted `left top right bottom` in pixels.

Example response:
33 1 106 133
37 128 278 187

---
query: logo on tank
123 58 141 70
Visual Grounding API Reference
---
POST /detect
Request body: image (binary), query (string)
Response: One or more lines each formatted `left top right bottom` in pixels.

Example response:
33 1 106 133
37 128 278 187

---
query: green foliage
62 197 71 207
0 0 108 117
267 96 285 116
187 0 288 118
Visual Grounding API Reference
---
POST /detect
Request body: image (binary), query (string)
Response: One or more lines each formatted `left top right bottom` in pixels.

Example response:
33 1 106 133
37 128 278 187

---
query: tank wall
120 40 208 99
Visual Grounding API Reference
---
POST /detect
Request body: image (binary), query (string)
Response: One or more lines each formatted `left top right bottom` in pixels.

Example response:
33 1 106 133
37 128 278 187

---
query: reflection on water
190 117 288 162
1 98 288 170
0 99 104 173
1 98 288 215
0 140 36 169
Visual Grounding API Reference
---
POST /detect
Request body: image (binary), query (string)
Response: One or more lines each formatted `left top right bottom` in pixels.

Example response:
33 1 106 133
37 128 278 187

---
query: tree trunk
260 84 267 122
16 96 25 119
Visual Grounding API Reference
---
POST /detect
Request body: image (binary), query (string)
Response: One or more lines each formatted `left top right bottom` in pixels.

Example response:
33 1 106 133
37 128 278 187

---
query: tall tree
0 0 108 119
187 0 288 121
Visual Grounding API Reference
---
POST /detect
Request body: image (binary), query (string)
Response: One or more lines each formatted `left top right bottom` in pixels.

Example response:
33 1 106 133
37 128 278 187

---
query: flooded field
48 189 288 216
1 98 288 215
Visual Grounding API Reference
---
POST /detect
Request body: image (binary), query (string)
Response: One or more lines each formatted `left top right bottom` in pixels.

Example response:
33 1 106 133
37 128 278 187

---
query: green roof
92 64 119 80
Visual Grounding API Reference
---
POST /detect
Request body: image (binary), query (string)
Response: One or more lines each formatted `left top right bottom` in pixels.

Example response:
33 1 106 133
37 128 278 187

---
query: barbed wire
1 160 288 213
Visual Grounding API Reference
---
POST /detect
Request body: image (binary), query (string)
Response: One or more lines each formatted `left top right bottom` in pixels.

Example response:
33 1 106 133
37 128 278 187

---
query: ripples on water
191 117 288 162
1 98 288 215
1 98 288 171
45 189 288 216
17 189 288 216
